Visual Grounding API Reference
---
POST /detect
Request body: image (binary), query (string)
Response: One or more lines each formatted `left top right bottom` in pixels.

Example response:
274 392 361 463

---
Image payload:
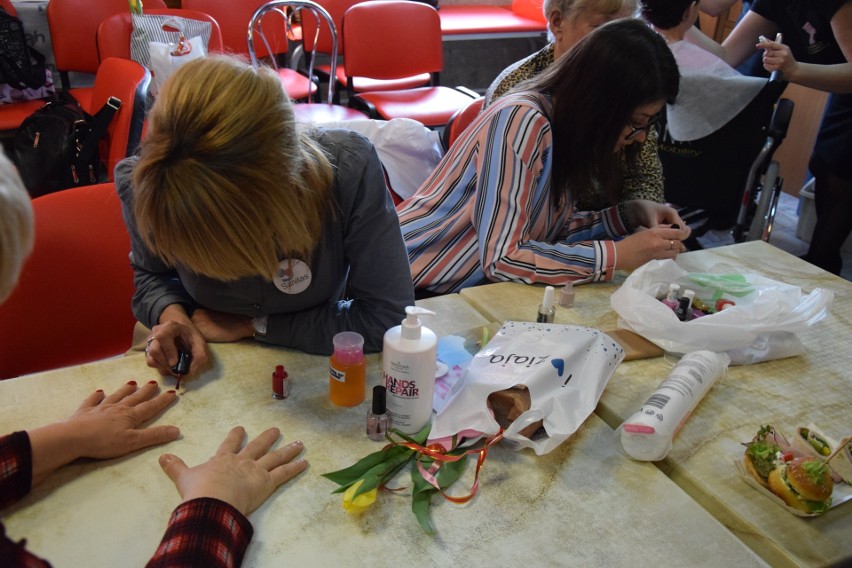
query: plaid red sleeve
0 432 33 510
1 432 52 567
146 498 254 568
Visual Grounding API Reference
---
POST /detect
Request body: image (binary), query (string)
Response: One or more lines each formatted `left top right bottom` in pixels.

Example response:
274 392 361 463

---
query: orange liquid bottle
329 331 366 406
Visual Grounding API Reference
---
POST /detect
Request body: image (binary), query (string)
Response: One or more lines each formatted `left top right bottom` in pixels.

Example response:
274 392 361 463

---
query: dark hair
529 18 679 207
640 0 696 29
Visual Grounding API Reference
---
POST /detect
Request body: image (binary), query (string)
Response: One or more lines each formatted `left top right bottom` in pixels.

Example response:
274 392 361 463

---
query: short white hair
0 149 34 303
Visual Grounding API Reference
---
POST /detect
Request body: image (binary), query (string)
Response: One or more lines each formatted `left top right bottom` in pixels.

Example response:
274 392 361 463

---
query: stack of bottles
659 283 735 322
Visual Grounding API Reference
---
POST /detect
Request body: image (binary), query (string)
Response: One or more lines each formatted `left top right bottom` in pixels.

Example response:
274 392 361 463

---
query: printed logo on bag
274 259 311 294
487 353 550 367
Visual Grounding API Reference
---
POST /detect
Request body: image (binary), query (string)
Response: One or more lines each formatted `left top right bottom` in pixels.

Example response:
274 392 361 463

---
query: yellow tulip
342 479 378 513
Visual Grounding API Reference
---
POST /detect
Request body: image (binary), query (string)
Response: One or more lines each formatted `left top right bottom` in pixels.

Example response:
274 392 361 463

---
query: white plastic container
620 351 730 461
382 306 437 434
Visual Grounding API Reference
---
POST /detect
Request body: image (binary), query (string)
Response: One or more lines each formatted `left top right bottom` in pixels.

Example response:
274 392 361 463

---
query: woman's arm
148 427 307 568
700 0 737 18
686 10 778 67
472 104 621 284
760 4 852 93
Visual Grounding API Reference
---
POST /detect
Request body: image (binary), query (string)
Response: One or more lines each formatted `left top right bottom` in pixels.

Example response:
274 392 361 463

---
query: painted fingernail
167 389 176 394
148 380 158 385
96 389 104 393
127 380 137 386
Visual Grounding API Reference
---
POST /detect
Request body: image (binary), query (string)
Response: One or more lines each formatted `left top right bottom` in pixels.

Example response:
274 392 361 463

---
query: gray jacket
116 128 414 355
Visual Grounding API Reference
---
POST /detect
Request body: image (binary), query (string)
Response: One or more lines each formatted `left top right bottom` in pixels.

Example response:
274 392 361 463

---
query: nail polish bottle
272 364 290 399
367 385 389 441
537 285 556 323
675 289 695 321
558 282 575 308
662 283 680 310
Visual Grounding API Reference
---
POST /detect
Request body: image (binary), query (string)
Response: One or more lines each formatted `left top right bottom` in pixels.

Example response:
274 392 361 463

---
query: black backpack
0 6 48 90
13 96 122 198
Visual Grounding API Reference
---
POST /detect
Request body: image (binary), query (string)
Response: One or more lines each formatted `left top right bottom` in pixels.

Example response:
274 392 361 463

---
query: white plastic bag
610 259 834 364
319 118 443 200
130 15 211 97
429 321 624 455
148 35 206 96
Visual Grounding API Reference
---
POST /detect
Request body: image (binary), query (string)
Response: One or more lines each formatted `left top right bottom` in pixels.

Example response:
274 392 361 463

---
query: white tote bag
430 321 624 455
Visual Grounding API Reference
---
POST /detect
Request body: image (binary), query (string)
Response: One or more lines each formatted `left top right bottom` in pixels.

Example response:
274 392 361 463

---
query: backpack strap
76 96 122 164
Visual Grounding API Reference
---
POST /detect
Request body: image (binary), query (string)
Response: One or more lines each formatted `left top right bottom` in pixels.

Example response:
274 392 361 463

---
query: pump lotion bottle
382 306 437 434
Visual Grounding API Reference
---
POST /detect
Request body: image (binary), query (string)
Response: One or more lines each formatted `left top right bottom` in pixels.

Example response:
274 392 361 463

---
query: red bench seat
439 5 547 40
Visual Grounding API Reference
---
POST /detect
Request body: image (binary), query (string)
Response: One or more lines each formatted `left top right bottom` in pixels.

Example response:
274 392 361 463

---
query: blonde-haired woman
117 55 413 377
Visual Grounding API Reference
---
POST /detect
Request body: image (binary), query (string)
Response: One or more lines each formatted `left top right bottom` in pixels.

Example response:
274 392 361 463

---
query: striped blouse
398 91 628 294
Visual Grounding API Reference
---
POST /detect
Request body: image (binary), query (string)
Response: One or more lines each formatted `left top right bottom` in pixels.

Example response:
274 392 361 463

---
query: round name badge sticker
274 259 312 294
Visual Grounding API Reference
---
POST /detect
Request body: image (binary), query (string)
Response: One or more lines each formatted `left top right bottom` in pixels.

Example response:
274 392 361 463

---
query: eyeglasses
625 113 662 140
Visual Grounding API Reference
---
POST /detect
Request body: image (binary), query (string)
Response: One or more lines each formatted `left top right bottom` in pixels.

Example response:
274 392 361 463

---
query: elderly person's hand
146 304 209 379
158 427 308 516
27 381 180 485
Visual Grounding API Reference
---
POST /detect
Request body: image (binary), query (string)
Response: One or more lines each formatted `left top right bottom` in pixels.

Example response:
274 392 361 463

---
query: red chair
299 0 428 102
96 9 225 61
249 0 366 122
0 182 137 379
46 0 167 110
182 0 317 101
0 0 50 133
86 57 151 180
342 0 476 127
441 96 484 150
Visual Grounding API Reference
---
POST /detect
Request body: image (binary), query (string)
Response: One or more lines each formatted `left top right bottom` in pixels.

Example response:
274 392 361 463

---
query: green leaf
389 423 432 445
411 464 437 534
329 449 415 494
411 456 436 495
436 454 469 490
322 424 431 494
322 445 413 487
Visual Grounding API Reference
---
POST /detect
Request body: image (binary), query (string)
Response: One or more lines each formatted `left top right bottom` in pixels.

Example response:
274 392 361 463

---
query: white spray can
382 306 437 434
620 350 730 461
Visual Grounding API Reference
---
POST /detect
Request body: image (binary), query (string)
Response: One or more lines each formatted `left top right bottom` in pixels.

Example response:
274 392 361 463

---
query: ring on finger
669 240 675 250
145 335 157 354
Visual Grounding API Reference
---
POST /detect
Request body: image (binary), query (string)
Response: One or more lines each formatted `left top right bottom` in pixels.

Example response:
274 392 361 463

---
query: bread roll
487 386 543 439
767 457 833 514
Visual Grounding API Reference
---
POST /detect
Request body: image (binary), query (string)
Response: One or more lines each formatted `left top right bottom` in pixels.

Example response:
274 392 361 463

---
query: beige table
459 241 852 568
0 294 767 567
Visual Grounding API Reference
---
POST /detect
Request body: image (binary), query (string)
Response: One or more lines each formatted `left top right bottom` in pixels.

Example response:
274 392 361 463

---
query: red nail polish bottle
272 365 290 399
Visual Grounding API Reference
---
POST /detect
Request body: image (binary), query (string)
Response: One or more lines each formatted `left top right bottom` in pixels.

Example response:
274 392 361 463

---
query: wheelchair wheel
747 160 780 242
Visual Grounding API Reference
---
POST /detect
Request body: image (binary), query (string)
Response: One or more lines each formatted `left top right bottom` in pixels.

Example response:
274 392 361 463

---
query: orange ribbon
386 429 505 504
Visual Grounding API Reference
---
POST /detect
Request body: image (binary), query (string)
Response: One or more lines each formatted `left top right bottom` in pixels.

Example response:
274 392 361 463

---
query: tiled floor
694 190 852 282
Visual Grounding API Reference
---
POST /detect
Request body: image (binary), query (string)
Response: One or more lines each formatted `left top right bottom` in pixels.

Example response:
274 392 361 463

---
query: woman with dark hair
399 19 690 294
